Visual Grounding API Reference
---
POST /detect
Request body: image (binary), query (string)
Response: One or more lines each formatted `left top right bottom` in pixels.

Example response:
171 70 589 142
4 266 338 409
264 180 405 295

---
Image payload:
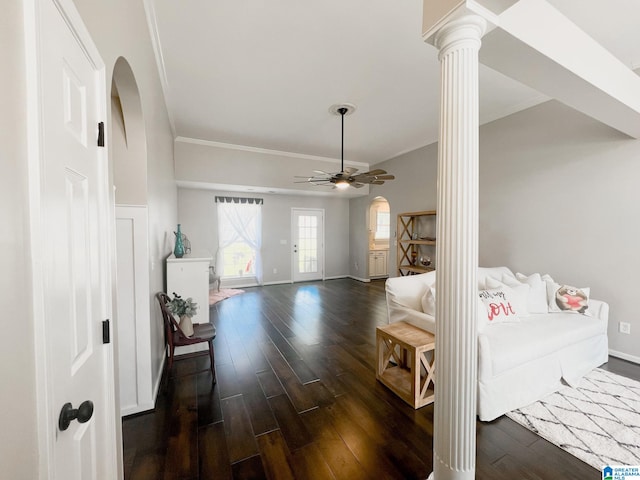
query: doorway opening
368 197 390 278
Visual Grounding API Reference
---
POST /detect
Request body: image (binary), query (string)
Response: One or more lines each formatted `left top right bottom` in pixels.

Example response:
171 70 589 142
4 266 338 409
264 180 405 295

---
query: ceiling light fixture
294 103 395 190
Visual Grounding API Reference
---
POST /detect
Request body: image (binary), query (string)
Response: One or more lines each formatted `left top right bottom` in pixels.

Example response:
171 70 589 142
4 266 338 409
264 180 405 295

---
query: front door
33 1 117 478
292 208 324 282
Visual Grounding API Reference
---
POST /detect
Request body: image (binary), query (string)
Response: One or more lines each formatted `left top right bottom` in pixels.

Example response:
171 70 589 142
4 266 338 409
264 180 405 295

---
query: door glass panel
298 215 318 273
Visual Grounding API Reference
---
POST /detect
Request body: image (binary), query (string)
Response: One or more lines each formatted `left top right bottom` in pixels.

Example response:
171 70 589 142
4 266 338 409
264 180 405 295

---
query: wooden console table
376 321 435 409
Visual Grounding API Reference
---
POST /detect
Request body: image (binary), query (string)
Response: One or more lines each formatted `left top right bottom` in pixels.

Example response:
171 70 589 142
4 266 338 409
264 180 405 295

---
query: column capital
434 15 486 57
423 1 490 47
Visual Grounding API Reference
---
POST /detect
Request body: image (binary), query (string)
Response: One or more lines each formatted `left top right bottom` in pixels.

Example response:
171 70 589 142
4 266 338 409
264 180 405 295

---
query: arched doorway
368 196 390 278
110 57 153 416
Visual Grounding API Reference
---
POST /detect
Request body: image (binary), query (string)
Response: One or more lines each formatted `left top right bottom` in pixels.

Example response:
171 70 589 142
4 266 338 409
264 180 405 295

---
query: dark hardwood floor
123 278 638 480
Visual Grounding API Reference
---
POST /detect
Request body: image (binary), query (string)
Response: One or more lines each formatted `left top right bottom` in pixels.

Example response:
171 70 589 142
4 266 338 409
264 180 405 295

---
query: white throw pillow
421 286 436 316
421 286 490 332
514 272 548 314
541 273 555 284
478 287 521 324
547 282 590 314
485 277 529 315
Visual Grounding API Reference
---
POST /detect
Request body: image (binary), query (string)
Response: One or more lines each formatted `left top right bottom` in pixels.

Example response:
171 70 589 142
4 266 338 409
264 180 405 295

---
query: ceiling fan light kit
294 103 395 190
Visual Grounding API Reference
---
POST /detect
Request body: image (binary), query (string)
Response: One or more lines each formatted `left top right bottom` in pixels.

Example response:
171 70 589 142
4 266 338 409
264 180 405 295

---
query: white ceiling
148 0 640 167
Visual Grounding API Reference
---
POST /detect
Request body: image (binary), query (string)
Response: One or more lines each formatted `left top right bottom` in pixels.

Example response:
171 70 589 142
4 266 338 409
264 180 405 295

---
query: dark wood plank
241 380 279 436
199 422 232 479
256 369 286 398
231 454 267 480
196 370 223 426
221 395 259 464
300 407 370 480
289 443 336 480
259 341 318 413
163 374 199 480
255 430 296 480
267 394 313 451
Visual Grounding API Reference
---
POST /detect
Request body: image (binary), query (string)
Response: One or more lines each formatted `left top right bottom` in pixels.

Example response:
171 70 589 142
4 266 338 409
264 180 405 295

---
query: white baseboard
262 280 292 286
609 349 640 365
349 275 371 283
121 401 154 417
324 275 349 281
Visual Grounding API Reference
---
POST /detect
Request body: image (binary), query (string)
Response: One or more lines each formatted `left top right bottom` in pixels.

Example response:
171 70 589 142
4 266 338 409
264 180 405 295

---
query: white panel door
36 1 116 478
292 209 324 282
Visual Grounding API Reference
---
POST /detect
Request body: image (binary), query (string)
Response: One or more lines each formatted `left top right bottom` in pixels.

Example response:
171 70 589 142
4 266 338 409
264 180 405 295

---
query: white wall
71 0 178 398
355 99 640 360
0 3 38 479
177 188 351 284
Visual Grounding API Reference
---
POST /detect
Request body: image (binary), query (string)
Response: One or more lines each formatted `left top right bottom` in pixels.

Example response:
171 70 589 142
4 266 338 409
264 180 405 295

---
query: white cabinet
166 250 212 324
166 250 212 355
369 250 388 277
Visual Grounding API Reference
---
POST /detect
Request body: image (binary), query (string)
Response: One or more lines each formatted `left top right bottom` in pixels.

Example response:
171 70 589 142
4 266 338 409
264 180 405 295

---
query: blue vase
174 224 185 258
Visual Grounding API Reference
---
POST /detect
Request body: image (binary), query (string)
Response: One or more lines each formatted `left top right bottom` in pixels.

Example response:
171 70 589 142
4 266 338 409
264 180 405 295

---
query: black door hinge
102 319 110 344
97 121 105 147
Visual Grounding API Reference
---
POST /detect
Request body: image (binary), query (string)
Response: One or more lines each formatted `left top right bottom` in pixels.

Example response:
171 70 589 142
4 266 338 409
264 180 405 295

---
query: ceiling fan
295 104 395 190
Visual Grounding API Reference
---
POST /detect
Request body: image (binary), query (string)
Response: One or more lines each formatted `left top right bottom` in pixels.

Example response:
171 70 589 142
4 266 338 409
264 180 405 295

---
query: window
374 211 390 240
216 196 263 283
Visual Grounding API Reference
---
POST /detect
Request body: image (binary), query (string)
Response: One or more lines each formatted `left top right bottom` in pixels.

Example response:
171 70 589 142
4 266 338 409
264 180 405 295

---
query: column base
430 455 476 480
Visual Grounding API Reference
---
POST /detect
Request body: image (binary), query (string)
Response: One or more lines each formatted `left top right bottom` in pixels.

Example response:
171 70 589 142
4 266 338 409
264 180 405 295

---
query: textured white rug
506 368 640 470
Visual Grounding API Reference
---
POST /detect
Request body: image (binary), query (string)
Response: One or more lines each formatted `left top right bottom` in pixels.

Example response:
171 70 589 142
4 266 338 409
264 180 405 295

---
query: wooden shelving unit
396 210 436 276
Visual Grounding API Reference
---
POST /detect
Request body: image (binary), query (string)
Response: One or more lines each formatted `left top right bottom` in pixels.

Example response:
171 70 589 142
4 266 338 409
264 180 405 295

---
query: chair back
156 292 190 342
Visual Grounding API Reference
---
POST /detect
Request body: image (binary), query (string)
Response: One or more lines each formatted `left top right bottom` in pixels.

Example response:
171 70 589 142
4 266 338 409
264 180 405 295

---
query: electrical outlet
619 322 631 335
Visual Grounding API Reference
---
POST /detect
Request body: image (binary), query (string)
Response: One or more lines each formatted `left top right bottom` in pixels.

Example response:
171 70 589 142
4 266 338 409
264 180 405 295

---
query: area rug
209 288 244 306
506 368 640 470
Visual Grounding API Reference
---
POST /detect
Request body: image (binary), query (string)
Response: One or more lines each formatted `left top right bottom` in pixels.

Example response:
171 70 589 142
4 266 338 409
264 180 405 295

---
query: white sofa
385 267 609 421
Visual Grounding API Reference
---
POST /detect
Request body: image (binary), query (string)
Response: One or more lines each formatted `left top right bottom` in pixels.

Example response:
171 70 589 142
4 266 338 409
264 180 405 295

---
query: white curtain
216 198 263 285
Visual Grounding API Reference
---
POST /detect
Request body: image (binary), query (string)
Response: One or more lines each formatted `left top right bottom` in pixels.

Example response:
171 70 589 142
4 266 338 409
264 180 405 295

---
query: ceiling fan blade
373 175 395 180
362 169 387 176
352 182 365 188
342 167 358 175
371 180 385 185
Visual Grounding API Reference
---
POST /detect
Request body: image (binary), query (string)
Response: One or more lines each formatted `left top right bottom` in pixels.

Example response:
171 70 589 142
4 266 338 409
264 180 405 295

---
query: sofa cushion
479 313 606 377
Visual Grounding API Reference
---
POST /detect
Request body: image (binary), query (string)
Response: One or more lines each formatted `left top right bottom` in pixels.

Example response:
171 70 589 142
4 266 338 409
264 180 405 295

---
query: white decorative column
428 14 486 480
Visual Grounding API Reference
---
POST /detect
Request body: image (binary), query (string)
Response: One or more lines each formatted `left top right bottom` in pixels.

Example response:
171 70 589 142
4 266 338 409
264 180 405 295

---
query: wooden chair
156 292 216 383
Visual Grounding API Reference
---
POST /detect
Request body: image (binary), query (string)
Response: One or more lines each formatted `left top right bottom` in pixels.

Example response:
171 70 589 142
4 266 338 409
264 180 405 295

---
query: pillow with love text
478 288 521 324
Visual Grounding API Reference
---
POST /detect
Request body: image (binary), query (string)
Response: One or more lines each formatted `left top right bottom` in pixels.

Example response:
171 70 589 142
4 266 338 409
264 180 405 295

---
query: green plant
166 292 198 318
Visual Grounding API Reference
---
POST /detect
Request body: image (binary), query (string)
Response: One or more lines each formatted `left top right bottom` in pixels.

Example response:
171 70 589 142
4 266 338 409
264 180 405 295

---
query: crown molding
174 136 370 168
142 0 176 136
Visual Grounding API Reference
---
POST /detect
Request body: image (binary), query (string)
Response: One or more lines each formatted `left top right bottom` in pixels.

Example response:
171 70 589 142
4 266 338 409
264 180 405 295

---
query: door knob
58 400 94 431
